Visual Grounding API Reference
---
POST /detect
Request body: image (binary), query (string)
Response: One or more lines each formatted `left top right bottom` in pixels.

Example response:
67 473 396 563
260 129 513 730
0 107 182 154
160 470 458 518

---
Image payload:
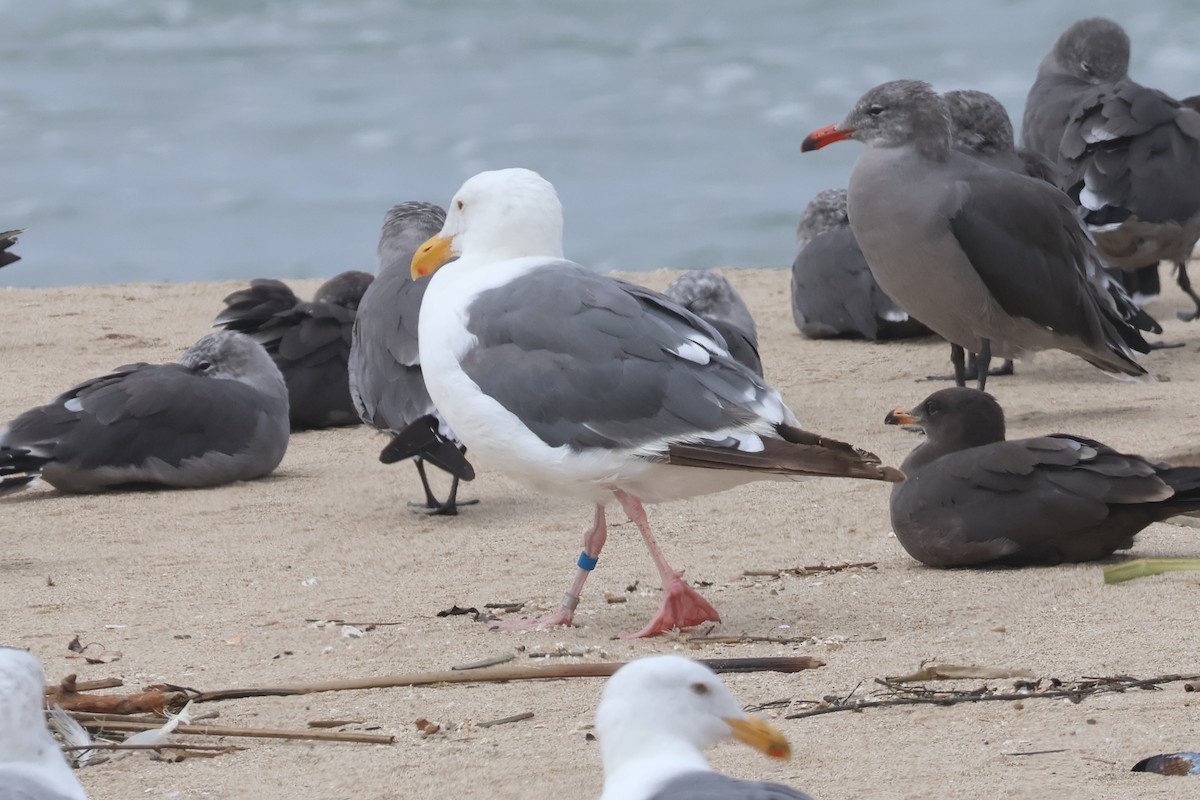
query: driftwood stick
191 656 823 703
785 673 1200 720
44 676 124 695
49 683 186 715
62 743 244 753
477 712 534 728
73 716 395 744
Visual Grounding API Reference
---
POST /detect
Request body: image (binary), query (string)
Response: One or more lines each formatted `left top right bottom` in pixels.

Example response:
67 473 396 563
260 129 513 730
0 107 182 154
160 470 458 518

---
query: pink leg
489 504 608 632
614 490 721 639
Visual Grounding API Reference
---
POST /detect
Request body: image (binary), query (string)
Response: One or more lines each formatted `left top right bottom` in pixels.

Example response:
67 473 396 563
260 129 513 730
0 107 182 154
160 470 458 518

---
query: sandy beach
2 268 1199 800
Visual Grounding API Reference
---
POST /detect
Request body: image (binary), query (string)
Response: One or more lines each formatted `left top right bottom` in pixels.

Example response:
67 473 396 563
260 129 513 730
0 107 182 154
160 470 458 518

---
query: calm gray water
3 0 1200 287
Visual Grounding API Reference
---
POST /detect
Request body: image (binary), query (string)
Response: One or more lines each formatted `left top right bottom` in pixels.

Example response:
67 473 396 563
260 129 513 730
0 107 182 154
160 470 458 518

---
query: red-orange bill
801 124 855 152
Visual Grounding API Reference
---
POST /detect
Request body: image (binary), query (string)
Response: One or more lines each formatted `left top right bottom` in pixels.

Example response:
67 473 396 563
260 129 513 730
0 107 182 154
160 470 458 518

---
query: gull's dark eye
1079 60 1092 75
925 400 939 416
868 104 885 116
196 360 213 372
456 199 465 210
690 681 710 696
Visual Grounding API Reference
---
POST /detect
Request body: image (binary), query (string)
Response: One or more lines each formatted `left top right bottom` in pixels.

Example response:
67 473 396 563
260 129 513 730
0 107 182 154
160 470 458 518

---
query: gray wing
946 164 1150 361
0 771 83 800
1060 82 1200 224
650 771 814 800
1 363 287 484
213 279 300 333
791 227 917 340
459 263 787 452
893 434 1170 566
348 267 435 433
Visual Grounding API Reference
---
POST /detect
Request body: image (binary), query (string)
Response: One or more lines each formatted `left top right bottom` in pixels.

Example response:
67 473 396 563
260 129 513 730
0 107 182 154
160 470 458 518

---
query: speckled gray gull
597 656 811 800
663 270 762 375
0 331 289 494
1021 18 1200 319
0 648 89 800
411 168 902 638
790 188 929 341
213 270 373 429
883 387 1200 567
801 80 1152 390
348 201 475 516
941 88 1162 381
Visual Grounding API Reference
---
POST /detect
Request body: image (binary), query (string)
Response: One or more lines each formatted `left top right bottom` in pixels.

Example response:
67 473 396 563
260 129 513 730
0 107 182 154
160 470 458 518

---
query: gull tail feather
379 415 475 481
667 424 904 482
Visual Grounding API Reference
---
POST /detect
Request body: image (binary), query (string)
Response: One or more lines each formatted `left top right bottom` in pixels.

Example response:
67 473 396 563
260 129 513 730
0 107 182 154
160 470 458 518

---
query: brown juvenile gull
411 167 902 638
883 387 1200 567
0 332 289 494
213 270 373 429
349 201 475 516
0 648 89 800
790 187 929 341
596 655 811 800
801 79 1151 390
663 270 762 376
1021 17 1200 319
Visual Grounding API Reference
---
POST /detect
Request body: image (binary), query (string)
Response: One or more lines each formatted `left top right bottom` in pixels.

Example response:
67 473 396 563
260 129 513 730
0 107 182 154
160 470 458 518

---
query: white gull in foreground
0 648 89 800
596 656 812 800
411 167 902 638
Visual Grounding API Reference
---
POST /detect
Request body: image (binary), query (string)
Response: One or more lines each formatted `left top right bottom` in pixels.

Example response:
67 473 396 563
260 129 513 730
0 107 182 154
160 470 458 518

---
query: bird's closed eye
690 681 710 696
868 104 885 116
196 360 213 372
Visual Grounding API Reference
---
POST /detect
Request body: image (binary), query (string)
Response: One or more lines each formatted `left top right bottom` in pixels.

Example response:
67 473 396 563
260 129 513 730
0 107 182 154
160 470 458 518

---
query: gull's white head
410 168 565 279
596 655 790 797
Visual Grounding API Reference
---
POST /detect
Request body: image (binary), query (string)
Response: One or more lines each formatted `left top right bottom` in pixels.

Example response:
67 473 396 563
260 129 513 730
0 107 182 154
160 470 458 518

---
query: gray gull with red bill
1021 17 1200 319
0 331 288 494
0 647 89 800
597 655 812 800
801 80 1151 390
214 270 373 430
349 201 475 516
409 167 902 638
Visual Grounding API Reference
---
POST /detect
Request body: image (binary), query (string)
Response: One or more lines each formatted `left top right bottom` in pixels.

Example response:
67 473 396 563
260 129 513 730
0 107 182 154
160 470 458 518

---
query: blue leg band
577 551 599 571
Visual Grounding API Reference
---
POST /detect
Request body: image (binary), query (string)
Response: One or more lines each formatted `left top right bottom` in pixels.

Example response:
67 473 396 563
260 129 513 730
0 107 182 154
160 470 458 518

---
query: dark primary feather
0 229 22 270
946 167 1151 369
888 388 1200 566
650 771 815 800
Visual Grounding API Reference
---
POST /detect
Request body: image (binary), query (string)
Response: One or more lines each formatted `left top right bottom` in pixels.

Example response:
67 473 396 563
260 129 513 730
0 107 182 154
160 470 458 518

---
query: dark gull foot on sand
0 331 289 494
663 270 763 375
1022 18 1200 321
883 387 1200 567
0 648 90 800
214 270 373 430
348 201 476 516
790 188 929 342
596 656 812 800
411 168 902 638
801 80 1152 391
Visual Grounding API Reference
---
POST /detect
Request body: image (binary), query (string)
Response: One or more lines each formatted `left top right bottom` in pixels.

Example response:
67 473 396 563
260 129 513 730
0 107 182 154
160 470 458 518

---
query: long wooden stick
44 677 123 695
73 716 394 744
191 656 824 703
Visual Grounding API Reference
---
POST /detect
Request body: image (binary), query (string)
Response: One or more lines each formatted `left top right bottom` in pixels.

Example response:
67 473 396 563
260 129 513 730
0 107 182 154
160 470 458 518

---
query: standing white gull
0 648 89 800
0 332 289 494
349 201 476 515
411 168 902 638
596 656 812 800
